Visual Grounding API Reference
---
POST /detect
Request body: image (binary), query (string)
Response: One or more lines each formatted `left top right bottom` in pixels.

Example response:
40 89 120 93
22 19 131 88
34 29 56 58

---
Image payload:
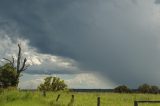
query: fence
53 94 160 106
134 101 160 106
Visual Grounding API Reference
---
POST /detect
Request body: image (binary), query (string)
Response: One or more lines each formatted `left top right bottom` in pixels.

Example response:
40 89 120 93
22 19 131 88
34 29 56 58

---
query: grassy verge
0 89 160 106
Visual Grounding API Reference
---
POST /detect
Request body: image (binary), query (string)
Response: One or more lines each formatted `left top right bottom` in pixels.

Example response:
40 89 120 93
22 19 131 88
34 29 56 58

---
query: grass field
0 89 160 106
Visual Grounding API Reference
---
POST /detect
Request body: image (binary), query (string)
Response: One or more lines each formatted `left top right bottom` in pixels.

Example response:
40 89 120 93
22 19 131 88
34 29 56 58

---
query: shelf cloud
0 0 160 88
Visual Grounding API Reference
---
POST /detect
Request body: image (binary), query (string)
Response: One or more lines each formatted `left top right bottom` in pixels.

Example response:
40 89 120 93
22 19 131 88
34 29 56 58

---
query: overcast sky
0 0 160 89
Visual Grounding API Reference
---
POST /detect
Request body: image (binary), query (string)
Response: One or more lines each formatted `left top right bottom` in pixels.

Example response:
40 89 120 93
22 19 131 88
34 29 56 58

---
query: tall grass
0 89 160 106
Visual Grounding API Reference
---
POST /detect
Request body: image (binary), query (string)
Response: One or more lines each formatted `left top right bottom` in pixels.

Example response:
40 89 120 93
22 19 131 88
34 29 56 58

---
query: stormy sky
0 0 160 89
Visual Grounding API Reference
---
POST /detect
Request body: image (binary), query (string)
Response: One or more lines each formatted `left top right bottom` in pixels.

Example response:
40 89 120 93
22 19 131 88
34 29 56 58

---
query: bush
137 84 159 94
138 84 151 93
114 85 131 93
38 76 68 91
150 85 159 94
0 63 18 88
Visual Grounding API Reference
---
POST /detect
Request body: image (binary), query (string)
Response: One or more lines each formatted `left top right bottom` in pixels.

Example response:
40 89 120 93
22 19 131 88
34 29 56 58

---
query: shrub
150 85 159 94
114 85 131 93
38 76 68 91
138 84 159 94
138 84 151 93
0 63 17 88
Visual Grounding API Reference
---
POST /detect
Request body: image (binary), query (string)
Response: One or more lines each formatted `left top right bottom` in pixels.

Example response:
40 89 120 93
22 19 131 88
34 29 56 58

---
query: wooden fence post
97 97 100 106
42 90 46 97
134 101 138 106
56 94 61 101
68 95 75 106
71 95 74 102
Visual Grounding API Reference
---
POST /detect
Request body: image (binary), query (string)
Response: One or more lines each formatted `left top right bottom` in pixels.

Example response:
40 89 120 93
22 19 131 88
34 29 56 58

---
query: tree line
114 84 160 94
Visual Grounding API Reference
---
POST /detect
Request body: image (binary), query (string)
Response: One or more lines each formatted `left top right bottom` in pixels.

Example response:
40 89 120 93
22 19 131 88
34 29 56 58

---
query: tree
3 44 29 87
138 84 160 94
38 76 68 91
138 84 151 93
0 63 17 88
114 85 131 93
150 85 159 94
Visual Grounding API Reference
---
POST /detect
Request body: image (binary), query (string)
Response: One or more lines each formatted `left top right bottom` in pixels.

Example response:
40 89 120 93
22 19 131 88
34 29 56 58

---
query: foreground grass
0 90 160 106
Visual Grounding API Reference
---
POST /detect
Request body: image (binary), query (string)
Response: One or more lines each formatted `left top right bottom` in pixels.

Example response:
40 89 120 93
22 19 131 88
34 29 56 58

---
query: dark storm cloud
0 0 160 88
0 0 75 54
155 0 160 4
26 69 80 75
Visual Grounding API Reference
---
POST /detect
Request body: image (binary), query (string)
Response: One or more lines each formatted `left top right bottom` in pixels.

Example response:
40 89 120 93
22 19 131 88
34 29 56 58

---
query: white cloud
18 73 116 89
19 78 44 89
0 34 80 74
0 31 116 89
65 73 116 89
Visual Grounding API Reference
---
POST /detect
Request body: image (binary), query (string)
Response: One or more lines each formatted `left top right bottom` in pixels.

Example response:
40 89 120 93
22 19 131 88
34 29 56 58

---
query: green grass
0 89 160 106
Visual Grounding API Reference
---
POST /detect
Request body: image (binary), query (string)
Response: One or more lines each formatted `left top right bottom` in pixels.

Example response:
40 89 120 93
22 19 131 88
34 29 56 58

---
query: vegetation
114 85 131 93
0 63 17 88
150 85 159 94
138 84 159 94
0 44 160 106
138 84 151 93
113 84 159 94
38 76 68 91
0 89 160 106
0 44 29 88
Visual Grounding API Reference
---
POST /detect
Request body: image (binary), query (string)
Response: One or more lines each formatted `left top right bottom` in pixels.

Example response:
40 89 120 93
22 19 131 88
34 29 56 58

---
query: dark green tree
138 84 151 93
2 44 29 87
38 76 68 91
0 63 17 88
150 85 159 94
114 85 131 93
